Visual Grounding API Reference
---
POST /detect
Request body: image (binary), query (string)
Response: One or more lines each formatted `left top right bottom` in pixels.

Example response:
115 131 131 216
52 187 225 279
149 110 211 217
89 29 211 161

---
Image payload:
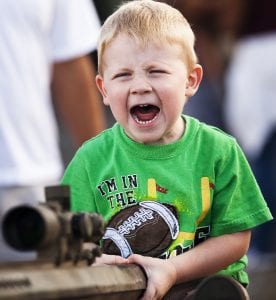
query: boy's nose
130 77 152 94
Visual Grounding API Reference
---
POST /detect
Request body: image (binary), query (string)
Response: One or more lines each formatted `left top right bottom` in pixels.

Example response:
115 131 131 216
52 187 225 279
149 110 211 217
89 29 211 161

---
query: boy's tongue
131 105 159 122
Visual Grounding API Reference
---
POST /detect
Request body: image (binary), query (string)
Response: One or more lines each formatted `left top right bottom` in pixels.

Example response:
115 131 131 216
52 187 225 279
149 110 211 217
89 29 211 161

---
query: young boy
62 1 273 299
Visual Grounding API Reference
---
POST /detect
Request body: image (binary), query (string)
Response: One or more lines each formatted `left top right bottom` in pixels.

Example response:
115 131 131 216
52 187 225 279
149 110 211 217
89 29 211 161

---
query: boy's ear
185 64 203 97
96 74 109 105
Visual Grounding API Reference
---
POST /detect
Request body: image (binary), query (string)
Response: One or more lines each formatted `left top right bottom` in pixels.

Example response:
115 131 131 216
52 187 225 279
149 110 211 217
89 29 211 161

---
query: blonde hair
97 0 198 75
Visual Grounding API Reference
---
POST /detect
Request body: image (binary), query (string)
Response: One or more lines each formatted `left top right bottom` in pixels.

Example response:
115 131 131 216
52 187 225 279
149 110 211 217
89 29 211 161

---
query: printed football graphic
102 201 179 258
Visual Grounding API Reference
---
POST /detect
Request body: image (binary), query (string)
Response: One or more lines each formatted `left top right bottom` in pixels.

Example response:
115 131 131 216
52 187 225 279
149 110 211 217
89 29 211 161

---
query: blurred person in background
0 0 106 262
224 0 276 260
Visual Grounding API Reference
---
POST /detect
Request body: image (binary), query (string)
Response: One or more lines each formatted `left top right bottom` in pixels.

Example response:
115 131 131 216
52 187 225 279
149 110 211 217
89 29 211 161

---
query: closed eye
149 69 168 74
113 72 131 79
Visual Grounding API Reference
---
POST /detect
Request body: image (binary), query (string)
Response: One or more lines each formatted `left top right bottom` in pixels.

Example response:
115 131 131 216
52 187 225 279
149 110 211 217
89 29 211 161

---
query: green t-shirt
62 115 272 285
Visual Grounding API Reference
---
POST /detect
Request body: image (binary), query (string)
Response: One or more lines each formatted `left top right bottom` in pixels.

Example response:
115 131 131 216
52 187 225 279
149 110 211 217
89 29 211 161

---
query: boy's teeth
133 113 158 124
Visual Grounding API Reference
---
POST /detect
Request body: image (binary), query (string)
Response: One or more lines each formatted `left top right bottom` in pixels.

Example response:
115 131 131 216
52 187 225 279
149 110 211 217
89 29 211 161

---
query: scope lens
3 206 45 251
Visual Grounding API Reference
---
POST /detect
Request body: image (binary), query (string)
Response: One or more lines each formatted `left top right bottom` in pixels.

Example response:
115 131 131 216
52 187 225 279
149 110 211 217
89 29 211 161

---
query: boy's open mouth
130 104 160 125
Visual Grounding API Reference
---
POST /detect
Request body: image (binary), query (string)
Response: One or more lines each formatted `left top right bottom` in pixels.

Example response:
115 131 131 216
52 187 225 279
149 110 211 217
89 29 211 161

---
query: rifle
0 186 146 300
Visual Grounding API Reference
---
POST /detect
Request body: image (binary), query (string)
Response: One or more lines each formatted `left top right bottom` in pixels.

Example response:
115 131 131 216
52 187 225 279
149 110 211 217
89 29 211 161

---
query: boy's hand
94 253 128 265
127 254 177 300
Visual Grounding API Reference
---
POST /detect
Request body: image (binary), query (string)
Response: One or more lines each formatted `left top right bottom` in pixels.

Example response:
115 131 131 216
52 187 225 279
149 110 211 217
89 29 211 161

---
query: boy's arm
127 230 251 300
171 230 251 283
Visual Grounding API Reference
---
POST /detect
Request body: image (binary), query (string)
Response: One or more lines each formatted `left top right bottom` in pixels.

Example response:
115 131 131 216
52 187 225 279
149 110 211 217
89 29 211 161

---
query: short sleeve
50 0 101 62
210 141 273 236
61 147 97 212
